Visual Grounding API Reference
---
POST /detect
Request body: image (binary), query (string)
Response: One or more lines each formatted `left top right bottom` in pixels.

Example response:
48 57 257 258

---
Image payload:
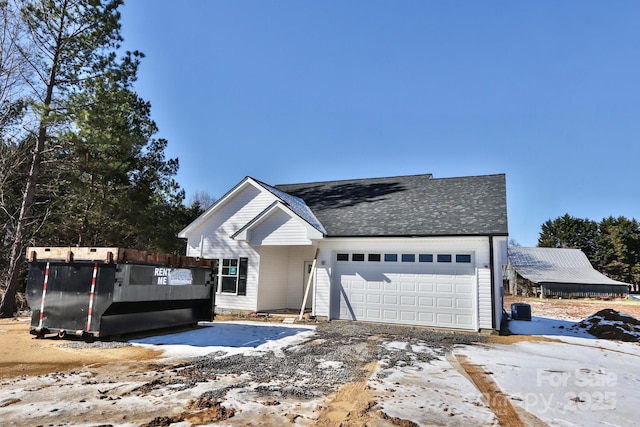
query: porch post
299 248 319 320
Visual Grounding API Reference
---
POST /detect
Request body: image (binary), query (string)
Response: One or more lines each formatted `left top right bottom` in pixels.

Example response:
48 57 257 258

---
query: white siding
476 236 508 330
314 246 334 318
477 267 493 329
249 210 314 246
286 246 316 310
255 246 289 310
184 183 279 312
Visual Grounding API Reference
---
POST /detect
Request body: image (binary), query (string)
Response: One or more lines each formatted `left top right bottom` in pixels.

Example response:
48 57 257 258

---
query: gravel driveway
2 320 489 426
166 322 487 400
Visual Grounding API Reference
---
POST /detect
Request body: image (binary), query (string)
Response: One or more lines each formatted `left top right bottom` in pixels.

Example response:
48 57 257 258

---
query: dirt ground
503 295 640 320
0 317 162 380
1 297 638 426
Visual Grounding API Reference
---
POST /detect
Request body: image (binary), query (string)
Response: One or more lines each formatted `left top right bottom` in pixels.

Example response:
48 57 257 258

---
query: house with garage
179 173 509 332
506 246 629 298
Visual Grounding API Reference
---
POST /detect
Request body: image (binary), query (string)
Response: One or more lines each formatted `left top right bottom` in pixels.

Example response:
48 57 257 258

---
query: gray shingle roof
508 247 628 286
275 173 508 237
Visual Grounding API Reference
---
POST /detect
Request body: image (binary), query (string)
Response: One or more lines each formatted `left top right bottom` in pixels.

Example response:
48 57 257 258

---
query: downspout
489 235 496 330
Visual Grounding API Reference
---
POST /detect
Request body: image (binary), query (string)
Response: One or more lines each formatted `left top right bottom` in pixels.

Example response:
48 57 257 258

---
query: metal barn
506 247 629 298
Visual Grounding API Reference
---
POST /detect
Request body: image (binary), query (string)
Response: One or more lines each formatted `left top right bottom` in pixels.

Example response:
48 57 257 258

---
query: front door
303 261 314 310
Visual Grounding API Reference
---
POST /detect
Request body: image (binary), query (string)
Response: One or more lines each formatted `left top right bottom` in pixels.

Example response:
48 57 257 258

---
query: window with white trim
219 258 248 295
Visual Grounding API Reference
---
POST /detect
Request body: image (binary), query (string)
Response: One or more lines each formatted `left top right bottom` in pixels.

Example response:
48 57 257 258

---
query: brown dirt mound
576 309 640 342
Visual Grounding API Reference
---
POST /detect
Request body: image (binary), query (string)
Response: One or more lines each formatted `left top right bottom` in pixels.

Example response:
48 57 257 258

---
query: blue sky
120 1 640 247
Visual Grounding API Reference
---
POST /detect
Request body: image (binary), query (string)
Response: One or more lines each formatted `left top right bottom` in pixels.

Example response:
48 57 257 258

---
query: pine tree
0 0 124 317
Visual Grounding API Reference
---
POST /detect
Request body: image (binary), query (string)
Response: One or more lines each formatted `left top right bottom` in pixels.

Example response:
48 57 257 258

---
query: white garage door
332 253 477 330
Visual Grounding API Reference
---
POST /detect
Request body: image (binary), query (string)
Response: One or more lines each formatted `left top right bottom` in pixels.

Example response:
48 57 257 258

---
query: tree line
538 213 640 286
0 0 208 316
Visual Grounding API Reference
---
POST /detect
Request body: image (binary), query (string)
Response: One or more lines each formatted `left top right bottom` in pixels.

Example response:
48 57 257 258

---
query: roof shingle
275 173 508 237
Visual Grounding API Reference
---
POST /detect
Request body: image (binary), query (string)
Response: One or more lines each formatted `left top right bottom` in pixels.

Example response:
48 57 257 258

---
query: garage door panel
400 311 416 321
419 296 434 307
437 283 453 293
418 282 435 292
366 308 381 319
385 282 398 291
456 315 474 326
352 280 365 290
456 298 473 309
334 256 477 330
418 312 435 323
384 295 398 304
384 310 399 320
367 281 382 290
351 293 365 303
401 282 416 292
367 294 381 304
436 313 454 325
457 283 472 293
437 297 453 308
401 296 416 306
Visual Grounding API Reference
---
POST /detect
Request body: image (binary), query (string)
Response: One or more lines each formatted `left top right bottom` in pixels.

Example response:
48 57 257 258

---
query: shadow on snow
129 322 311 348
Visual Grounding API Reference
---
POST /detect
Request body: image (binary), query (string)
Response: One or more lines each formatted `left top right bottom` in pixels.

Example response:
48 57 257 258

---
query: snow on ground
127 317 639 426
129 321 316 359
2 316 639 426
369 343 499 426
127 318 639 426
455 316 640 426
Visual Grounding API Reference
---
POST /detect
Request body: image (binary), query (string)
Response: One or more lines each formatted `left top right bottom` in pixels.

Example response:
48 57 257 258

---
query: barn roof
508 247 628 287
275 173 508 237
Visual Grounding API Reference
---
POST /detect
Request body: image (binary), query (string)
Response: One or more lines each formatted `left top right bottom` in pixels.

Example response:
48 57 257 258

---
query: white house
179 173 508 332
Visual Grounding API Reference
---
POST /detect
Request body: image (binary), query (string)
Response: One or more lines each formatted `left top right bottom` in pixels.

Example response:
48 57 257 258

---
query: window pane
437 254 452 263
368 254 381 262
419 254 433 262
456 254 472 263
384 254 397 262
221 276 237 293
401 254 415 262
352 253 365 262
337 253 349 261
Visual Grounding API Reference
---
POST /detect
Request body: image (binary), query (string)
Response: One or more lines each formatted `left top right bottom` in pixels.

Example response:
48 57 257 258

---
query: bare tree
189 190 216 211
0 0 30 132
0 1 31 300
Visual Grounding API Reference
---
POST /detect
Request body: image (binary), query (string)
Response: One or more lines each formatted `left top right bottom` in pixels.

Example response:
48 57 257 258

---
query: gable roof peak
250 177 327 235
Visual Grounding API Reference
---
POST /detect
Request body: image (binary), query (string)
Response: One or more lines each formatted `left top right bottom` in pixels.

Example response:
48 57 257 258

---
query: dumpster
511 302 532 321
25 247 218 340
